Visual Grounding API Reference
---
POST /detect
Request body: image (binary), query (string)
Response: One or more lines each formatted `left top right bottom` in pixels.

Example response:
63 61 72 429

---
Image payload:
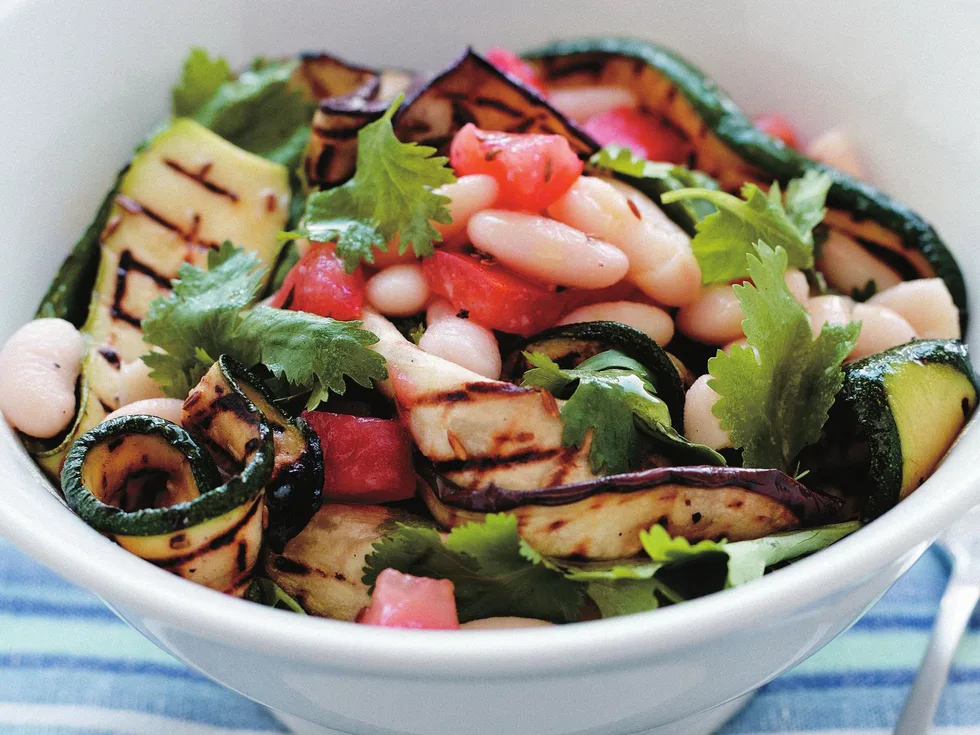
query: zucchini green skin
501 321 685 430
35 170 125 326
524 37 967 327
840 339 978 521
183 355 324 553
62 415 272 536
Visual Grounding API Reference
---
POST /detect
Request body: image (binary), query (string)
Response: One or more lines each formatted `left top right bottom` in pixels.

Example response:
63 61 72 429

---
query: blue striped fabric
2 536 979 735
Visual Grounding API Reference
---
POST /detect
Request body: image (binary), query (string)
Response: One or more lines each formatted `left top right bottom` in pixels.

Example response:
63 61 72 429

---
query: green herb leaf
141 244 386 405
725 521 860 586
173 50 317 167
521 350 724 475
639 524 726 562
288 96 456 273
660 171 832 284
363 514 584 623
172 48 234 117
245 578 307 614
707 243 860 472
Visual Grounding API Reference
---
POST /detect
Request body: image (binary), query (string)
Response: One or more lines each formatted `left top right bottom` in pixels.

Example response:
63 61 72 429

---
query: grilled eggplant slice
182 356 323 552
62 414 272 596
525 37 967 326
362 309 599 491
421 464 842 560
265 502 434 620
501 321 685 429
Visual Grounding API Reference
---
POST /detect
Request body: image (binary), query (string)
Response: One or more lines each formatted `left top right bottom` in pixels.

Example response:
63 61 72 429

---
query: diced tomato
582 106 689 164
486 47 546 94
270 242 364 321
449 123 583 210
422 250 568 336
753 114 800 150
301 411 416 503
563 280 638 312
359 569 459 630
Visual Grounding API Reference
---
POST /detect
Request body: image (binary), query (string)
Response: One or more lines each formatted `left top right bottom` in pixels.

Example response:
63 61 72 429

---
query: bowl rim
0 412 975 677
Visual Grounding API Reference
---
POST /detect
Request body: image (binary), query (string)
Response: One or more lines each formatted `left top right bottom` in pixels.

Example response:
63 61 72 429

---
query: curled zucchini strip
62 415 272 596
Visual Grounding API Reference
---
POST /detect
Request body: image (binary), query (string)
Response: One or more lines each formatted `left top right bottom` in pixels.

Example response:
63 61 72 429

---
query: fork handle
894 578 980 734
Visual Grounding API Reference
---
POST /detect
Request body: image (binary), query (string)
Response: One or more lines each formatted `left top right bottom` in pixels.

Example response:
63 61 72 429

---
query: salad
0 39 974 630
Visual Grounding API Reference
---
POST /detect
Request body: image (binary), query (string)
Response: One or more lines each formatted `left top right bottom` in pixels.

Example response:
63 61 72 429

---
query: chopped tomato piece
563 280 638 312
485 47 546 93
359 569 459 629
449 123 583 210
753 114 800 149
582 106 689 164
301 411 415 503
270 242 364 321
422 250 568 336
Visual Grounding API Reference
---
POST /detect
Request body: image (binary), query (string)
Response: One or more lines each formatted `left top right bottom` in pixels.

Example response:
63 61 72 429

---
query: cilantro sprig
282 96 456 273
707 243 860 472
141 243 387 407
660 170 832 284
521 350 724 475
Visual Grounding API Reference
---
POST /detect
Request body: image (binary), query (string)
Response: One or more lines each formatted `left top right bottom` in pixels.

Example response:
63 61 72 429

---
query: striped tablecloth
1 535 979 735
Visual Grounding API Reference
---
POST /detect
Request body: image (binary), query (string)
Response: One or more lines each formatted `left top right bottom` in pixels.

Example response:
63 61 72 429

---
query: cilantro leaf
640 524 726 562
288 97 456 273
660 171 832 284
141 244 386 405
707 243 860 472
363 514 584 623
724 521 859 586
245 578 307 614
521 350 723 475
172 48 233 117
172 50 317 167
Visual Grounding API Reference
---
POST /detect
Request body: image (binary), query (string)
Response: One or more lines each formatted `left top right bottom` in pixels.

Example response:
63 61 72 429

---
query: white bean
807 294 855 338
460 617 554 630
850 303 917 360
105 398 185 425
869 278 959 339
806 129 866 180
602 178 663 220
558 301 674 345
0 319 85 438
817 230 901 296
684 374 731 450
365 264 430 317
547 85 637 122
548 176 701 306
418 316 501 380
676 285 744 346
467 210 629 289
426 297 459 324
117 358 165 406
785 268 810 305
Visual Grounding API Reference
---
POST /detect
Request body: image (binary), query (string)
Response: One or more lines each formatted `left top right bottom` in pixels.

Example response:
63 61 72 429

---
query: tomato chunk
449 123 583 210
582 106 689 164
270 242 364 321
485 47 546 93
753 114 800 149
422 251 568 336
301 411 416 503
359 569 459 630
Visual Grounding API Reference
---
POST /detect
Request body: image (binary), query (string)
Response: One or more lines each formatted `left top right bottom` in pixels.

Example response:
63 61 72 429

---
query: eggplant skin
421 464 842 560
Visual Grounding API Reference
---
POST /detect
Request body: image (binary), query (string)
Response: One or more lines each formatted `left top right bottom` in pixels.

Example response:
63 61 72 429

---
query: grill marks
163 159 239 202
109 249 173 328
146 495 262 569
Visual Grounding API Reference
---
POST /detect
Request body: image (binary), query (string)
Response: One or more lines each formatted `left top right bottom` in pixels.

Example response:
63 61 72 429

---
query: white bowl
1 1 979 733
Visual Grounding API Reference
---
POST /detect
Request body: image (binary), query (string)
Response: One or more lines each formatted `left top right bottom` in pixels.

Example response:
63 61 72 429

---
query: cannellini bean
816 230 902 296
548 177 701 306
547 85 638 122
558 301 674 345
0 318 85 438
418 315 501 379
869 278 960 339
684 374 731 450
722 337 750 354
676 285 744 346
435 174 500 246
850 303 918 361
365 264 430 317
117 358 165 406
467 210 629 289
104 398 185 425
460 617 554 630
426 297 459 324
601 178 663 220
807 294 855 338
785 268 810 304
806 129 866 180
